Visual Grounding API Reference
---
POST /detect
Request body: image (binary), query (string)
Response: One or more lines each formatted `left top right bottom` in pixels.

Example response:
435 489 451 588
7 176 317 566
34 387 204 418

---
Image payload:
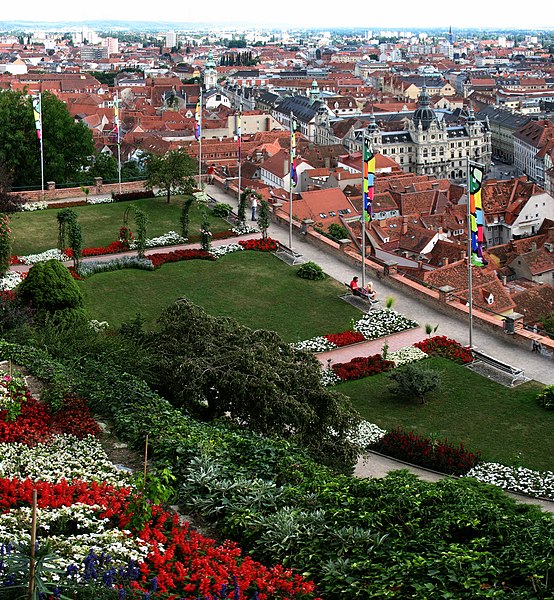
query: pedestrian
207 164 215 184
251 195 258 221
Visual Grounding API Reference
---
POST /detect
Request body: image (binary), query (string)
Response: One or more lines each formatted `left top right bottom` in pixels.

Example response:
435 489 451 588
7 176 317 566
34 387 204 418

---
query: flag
32 94 42 141
113 94 120 143
362 137 375 222
236 111 242 161
194 100 201 141
290 114 298 186
469 162 485 266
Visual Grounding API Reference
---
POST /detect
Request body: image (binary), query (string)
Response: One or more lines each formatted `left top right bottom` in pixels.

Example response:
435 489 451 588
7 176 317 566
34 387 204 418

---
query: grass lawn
79 251 361 342
9 196 230 256
340 357 553 472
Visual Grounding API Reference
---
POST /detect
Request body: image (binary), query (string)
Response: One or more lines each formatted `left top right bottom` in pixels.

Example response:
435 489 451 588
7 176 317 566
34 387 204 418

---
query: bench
470 349 526 386
343 282 380 307
274 243 303 265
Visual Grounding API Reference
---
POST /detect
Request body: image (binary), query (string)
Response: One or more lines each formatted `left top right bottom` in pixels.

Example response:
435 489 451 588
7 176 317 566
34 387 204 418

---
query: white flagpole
237 105 242 202
198 87 203 189
467 155 474 349
361 135 367 289
36 93 45 201
116 93 122 194
289 111 294 250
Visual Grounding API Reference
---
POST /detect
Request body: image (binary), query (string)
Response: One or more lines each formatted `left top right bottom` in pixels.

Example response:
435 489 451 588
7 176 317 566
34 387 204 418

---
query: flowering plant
414 336 472 364
354 309 419 340
0 271 24 290
147 248 215 269
17 248 70 265
239 237 278 252
209 243 245 258
0 373 29 421
21 201 48 211
324 330 366 347
332 354 395 382
232 224 259 235
291 336 337 353
118 226 134 249
87 196 113 205
388 346 428 367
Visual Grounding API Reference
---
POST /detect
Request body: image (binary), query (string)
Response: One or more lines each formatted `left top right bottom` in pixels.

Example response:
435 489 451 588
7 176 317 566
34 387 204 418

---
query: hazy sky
3 0 553 30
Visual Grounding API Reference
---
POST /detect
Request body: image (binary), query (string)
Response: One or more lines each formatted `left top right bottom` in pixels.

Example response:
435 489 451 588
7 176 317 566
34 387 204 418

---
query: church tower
204 50 218 90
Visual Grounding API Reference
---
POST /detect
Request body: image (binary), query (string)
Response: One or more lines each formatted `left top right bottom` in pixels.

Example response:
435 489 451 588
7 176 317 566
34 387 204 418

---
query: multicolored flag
236 111 242 161
32 94 42 141
194 99 201 141
362 137 375 222
290 114 298 186
113 94 120 143
469 162 485 266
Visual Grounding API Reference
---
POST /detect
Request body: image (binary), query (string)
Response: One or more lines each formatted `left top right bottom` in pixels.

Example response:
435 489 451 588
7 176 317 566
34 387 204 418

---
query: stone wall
14 179 148 203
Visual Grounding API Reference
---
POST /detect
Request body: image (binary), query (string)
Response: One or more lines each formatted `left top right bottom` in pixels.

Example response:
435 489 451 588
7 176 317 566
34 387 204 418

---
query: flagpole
361 134 367 289
467 155 473 349
199 88 203 189
39 115 45 202
115 93 122 194
289 111 294 249
33 93 45 201
237 105 242 203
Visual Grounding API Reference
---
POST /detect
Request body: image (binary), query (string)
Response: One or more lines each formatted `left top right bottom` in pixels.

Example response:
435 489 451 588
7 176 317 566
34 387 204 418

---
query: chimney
501 275 507 286
417 260 423 269
444 257 449 266
431 182 439 189
401 216 408 235
531 242 537 252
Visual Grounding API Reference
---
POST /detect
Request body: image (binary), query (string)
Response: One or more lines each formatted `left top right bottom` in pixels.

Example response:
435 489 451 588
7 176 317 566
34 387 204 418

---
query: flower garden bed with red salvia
414 336 472 364
146 248 216 269
238 237 279 252
332 354 395 381
324 330 366 347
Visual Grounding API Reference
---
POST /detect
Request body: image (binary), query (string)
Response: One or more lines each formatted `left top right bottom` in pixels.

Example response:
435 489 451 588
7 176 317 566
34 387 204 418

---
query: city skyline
1 0 553 32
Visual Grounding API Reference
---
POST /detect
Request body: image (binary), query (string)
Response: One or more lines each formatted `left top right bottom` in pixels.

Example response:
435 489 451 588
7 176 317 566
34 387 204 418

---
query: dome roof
412 85 436 131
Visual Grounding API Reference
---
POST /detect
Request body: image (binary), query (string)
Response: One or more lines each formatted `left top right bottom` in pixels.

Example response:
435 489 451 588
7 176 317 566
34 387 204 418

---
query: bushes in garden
296 261 326 280
537 384 554 410
111 189 155 202
371 427 481 475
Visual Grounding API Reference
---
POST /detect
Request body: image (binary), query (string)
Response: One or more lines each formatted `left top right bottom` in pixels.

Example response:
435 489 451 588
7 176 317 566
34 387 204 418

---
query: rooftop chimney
401 216 408 235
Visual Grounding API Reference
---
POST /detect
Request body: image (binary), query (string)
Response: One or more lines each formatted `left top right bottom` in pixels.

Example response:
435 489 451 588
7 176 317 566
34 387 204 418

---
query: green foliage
327 223 349 241
56 208 76 253
133 206 149 259
18 260 84 314
145 148 197 203
257 200 270 240
88 152 119 182
199 211 212 252
67 215 83 269
238 188 253 226
127 467 176 530
179 196 194 239
425 322 440 336
0 90 94 189
540 313 554 335
0 213 12 276
212 202 233 218
296 261 326 281
537 385 554 410
387 362 442 404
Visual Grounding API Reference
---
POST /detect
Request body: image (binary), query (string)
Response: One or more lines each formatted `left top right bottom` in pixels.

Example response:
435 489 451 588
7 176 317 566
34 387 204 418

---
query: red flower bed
65 240 129 258
47 200 87 209
414 336 472 364
332 354 395 381
0 395 100 444
371 428 480 475
147 248 216 269
238 237 279 252
324 330 365 347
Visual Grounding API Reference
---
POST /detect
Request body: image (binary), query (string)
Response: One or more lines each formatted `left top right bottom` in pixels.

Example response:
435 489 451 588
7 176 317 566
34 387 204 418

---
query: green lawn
79 251 361 342
340 357 553 472
10 196 230 256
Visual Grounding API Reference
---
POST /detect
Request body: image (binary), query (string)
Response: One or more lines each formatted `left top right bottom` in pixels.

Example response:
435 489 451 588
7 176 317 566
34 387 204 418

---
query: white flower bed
347 420 387 448
0 503 149 572
129 230 186 249
354 309 419 340
0 435 130 486
232 224 258 235
0 271 23 291
77 256 154 278
291 336 337 353
17 248 70 265
21 201 48 211
320 367 341 387
465 462 554 500
87 196 113 205
210 243 245 258
388 346 428 367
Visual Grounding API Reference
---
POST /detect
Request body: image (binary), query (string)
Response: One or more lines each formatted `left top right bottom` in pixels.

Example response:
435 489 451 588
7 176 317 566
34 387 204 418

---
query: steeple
309 79 321 104
204 50 218 90
412 82 437 131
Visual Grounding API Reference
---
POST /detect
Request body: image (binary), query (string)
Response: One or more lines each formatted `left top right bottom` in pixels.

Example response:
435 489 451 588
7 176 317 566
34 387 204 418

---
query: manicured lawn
79 251 361 342
9 196 230 256
340 357 553 472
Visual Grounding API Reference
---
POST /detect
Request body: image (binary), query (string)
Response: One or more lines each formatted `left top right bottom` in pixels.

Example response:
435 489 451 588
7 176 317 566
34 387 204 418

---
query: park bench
470 349 526 386
343 282 380 307
274 242 303 265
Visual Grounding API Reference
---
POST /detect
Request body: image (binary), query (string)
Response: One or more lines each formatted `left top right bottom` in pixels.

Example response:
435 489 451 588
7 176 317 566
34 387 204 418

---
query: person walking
251 196 258 221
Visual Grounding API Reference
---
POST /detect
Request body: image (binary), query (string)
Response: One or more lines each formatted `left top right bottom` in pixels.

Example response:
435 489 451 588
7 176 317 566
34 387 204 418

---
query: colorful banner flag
32 94 42 141
113 94 120 143
362 137 375 222
236 111 242 161
469 162 485 267
194 100 201 141
290 114 298 186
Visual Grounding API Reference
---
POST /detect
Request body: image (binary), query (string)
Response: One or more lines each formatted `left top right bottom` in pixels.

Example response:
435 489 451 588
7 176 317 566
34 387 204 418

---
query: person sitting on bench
350 276 377 301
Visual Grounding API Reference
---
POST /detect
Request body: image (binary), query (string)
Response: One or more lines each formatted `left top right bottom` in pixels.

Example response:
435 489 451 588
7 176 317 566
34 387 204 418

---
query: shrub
537 385 554 410
212 202 233 218
111 190 155 202
332 354 395 381
296 261 325 281
17 260 83 314
371 427 481 475
414 335 472 364
327 223 349 241
387 362 442 404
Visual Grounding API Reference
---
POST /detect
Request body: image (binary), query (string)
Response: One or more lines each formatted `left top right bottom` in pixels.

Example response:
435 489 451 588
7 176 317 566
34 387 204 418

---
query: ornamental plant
238 237 278 252
536 385 554 410
133 207 149 259
147 248 215 269
200 210 212 252
0 213 12 277
414 335 472 364
297 261 326 281
387 361 442 404
332 354 395 382
324 330 365 347
118 226 134 249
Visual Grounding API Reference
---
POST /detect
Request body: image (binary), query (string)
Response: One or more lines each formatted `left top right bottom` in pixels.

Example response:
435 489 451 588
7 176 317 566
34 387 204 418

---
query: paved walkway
204 184 554 385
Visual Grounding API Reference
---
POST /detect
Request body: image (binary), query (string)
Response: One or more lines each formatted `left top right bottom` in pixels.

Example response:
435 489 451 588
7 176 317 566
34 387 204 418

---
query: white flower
347 421 387 448
0 271 23 290
129 231 186 249
354 309 419 340
232 224 258 235
17 248 70 265
320 367 341 387
87 197 113 205
388 346 428 367
290 336 337 353
21 201 48 211
209 243 244 258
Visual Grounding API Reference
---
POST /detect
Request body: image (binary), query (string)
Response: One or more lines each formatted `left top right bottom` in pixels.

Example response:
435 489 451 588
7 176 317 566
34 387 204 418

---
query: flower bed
414 335 472 364
21 201 48 211
0 271 24 290
76 256 154 278
291 336 336 353
129 230 186 249
210 243 245 258
465 462 554 499
332 354 395 382
239 237 279 252
354 308 419 340
388 346 428 367
15 248 70 266
371 427 481 475
147 248 216 269
324 330 366 347
232 224 258 235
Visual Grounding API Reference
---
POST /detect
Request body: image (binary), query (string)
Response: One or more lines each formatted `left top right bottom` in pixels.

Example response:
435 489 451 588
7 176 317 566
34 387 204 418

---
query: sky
2 0 553 31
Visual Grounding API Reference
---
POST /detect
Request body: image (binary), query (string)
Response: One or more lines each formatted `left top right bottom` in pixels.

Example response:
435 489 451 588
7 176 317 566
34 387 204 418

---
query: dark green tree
199 210 212 251
0 90 94 189
89 152 119 182
387 362 442 404
257 199 270 240
0 213 12 276
67 215 83 270
57 208 76 252
180 196 195 239
134 206 149 258
145 148 197 203
148 298 360 471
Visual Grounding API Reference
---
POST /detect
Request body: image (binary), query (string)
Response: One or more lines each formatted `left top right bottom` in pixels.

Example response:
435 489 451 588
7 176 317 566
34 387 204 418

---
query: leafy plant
537 385 554 410
425 323 439 336
133 206 149 259
179 196 195 239
327 223 349 241
387 361 442 404
0 212 12 277
257 200 270 241
296 261 325 281
212 202 233 218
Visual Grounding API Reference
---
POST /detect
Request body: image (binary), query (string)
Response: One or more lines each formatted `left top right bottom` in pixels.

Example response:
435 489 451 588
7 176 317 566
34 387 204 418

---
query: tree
89 152 119 182
387 362 441 404
57 208 76 252
134 207 149 259
145 148 197 203
18 259 83 314
199 210 212 251
180 196 195 239
0 213 12 277
67 215 83 270
257 200 270 240
0 163 25 213
0 90 94 189
148 299 361 472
